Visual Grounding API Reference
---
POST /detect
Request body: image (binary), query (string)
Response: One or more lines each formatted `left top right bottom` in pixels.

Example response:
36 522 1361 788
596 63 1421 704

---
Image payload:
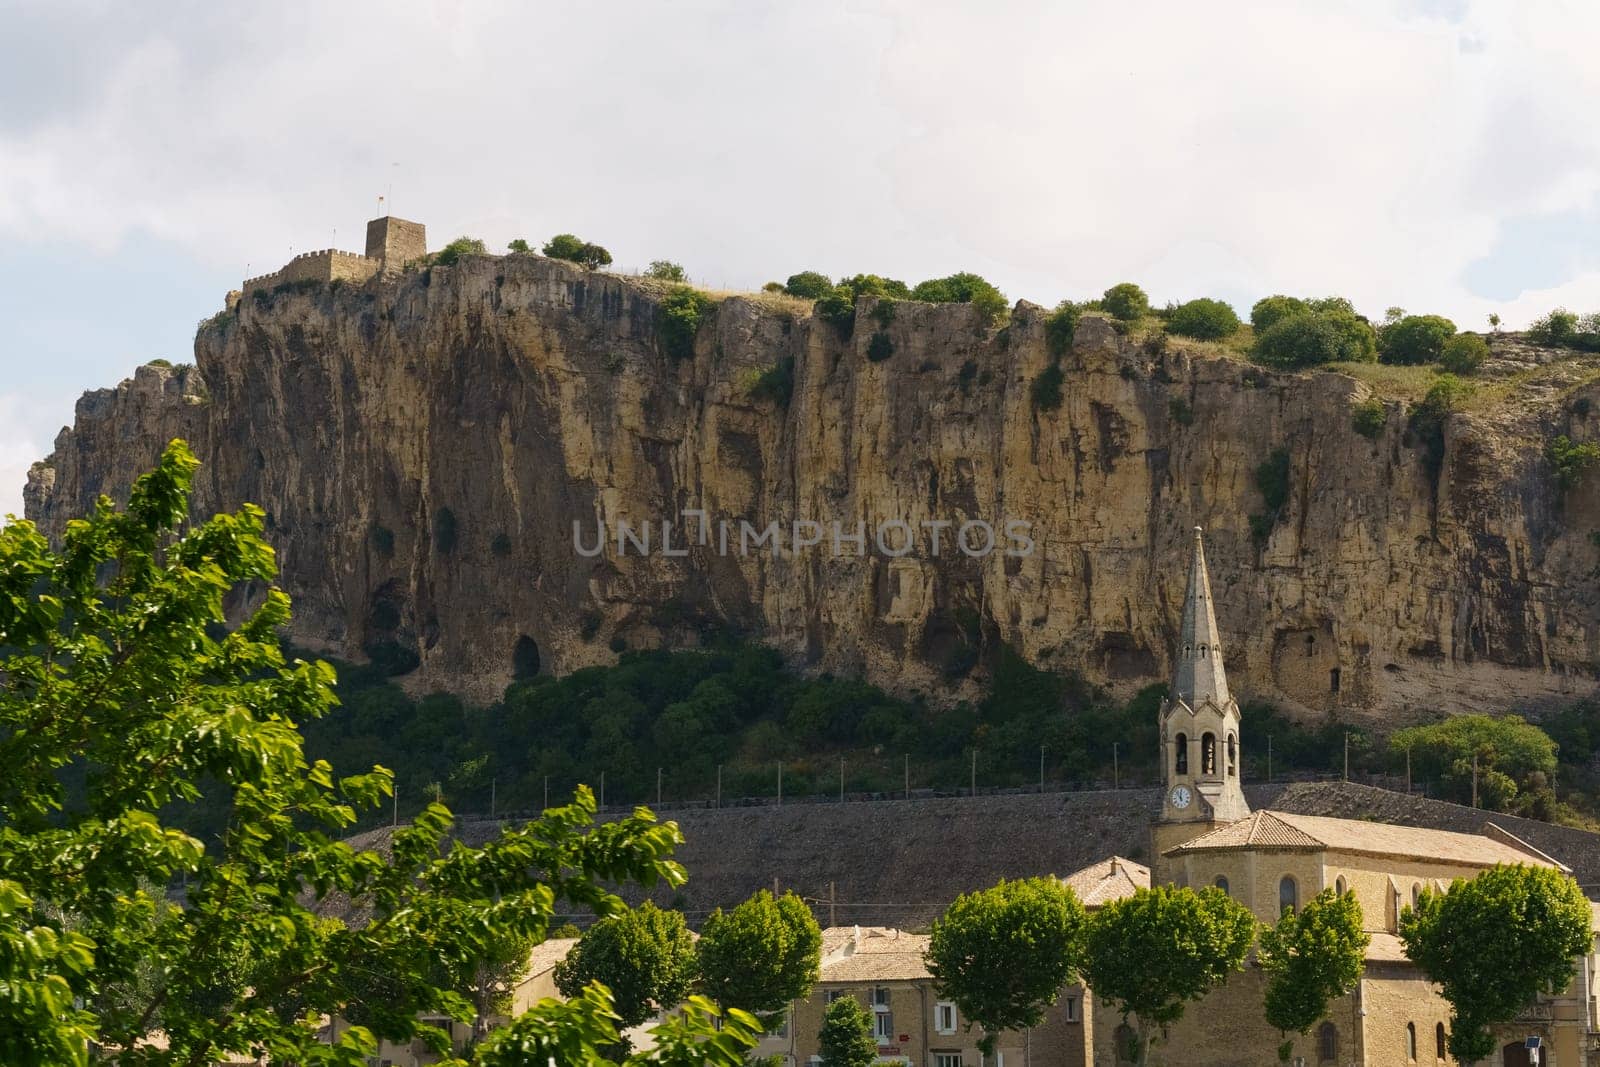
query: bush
911 272 1009 323
1250 295 1308 334
1166 298 1241 340
1100 282 1149 322
1379 314 1456 365
543 234 613 270
1547 435 1600 492
434 237 487 267
1253 310 1377 368
814 287 857 337
507 238 531 253
839 274 910 300
783 271 835 300
1437 333 1489 376
749 356 796 406
1416 373 1474 420
1529 308 1581 347
1250 448 1291 545
866 331 895 362
871 299 897 327
1351 398 1387 439
1031 364 1065 412
646 260 687 282
657 286 713 361
1044 301 1081 356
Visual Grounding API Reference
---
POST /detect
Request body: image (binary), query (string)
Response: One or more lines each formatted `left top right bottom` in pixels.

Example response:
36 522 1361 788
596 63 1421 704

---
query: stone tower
1150 527 1250 885
365 216 427 271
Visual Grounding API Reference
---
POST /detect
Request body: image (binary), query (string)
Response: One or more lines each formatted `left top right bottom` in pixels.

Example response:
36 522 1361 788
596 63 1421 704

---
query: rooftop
1165 809 1564 870
819 925 932 983
1059 855 1150 908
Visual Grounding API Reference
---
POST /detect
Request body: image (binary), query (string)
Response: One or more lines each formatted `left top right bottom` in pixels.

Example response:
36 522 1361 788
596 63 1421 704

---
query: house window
1318 1022 1338 1061
935 1001 958 1034
1330 667 1341 693
1406 1022 1417 1061
1214 875 1230 895
768 1009 789 1038
935 1055 964 1067
1201 733 1217 775
873 1010 893 1041
1279 875 1298 915
1227 733 1237 776
1434 1022 1446 1058
871 986 891 1010
1174 733 1188 775
1062 995 1081 1023
826 989 850 1004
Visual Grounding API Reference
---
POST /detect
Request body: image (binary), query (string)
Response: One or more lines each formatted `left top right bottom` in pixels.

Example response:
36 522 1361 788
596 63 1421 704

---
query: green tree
911 272 1009 323
0 441 753 1067
927 878 1088 1064
508 238 532 253
1379 313 1457 365
1100 282 1149 322
1044 300 1081 356
1258 889 1369 1053
1390 715 1557 811
783 271 835 300
1400 865 1593 1059
647 260 688 282
1250 295 1308 334
816 995 877 1067
838 273 911 300
555 902 698 1040
1528 308 1580 347
1253 309 1378 368
1166 298 1241 340
657 286 714 361
1351 397 1387 439
697 890 822 1019
1437 333 1489 375
1081 886 1257 1066
544 234 613 270
436 236 488 267
1547 434 1600 492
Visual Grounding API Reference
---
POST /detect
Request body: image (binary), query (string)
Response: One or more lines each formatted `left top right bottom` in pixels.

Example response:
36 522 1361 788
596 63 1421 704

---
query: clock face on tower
1169 785 1193 810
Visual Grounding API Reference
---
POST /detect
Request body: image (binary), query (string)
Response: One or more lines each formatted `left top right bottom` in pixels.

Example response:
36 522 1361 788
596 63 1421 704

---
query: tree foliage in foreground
1258 889 1369 1041
927 877 1087 1061
555 901 698 1037
0 440 755 1067
696 889 822 1019
1400 864 1592 1060
816 995 877 1067
1081 885 1256 1067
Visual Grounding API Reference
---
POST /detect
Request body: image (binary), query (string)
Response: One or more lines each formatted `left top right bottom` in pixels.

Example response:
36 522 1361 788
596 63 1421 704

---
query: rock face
24 255 1600 718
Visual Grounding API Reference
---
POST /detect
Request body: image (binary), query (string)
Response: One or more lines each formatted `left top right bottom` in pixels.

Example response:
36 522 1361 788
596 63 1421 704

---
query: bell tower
1151 527 1250 886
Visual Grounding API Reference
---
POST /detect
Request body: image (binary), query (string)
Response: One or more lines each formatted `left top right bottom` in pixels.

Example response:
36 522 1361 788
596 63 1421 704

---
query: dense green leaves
817 995 878 1067
1437 333 1489 376
911 272 1009 324
1100 283 1149 322
1081 886 1256 1066
783 272 835 300
544 233 614 270
1258 889 1369 1037
657 286 714 361
1166 298 1241 340
1400 865 1593 1059
1378 313 1456 365
0 441 753 1067
646 260 688 282
1547 434 1600 493
555 901 698 1033
1252 308 1377 368
1390 714 1557 811
927 878 1087 1057
697 890 822 1017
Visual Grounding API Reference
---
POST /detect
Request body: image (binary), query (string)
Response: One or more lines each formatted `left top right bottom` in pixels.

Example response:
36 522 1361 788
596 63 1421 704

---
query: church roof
1060 856 1151 908
819 926 932 982
1169 527 1230 711
1165 810 1564 870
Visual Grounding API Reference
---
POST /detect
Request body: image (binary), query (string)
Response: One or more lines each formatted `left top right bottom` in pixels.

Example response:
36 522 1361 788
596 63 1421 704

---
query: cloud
0 393 46 520
2 0 1600 504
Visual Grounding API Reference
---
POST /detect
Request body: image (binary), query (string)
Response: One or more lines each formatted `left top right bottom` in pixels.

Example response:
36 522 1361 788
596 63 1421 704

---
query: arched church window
1317 1022 1338 1061
1213 875 1229 895
1227 733 1237 776
1405 1022 1417 1060
1174 733 1188 775
1279 875 1298 915
1201 733 1216 776
1434 1023 1446 1058
1335 876 1347 895
1412 883 1422 908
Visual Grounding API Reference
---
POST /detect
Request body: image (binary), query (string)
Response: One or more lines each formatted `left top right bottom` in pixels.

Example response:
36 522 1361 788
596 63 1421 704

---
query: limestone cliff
24 254 1600 719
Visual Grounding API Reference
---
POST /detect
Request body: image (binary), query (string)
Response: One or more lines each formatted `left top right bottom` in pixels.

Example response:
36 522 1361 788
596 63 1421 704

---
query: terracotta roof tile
1060 856 1151 908
819 926 932 982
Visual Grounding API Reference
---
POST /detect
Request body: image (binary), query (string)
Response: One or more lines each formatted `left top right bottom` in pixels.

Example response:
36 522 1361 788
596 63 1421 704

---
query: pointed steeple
1171 527 1230 710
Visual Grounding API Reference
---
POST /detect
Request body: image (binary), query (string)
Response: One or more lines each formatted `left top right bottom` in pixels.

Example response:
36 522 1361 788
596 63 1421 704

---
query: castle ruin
238 216 427 297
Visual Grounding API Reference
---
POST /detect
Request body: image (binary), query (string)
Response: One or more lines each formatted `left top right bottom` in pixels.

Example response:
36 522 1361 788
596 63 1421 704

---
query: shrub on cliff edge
435 236 487 267
657 286 714 361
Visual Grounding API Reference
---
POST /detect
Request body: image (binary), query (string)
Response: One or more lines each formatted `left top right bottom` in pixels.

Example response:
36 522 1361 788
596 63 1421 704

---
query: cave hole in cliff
512 635 542 680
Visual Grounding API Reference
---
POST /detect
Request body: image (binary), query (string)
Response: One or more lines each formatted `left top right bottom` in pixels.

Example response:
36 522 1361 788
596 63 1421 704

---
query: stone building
238 215 426 296
1081 528 1600 1067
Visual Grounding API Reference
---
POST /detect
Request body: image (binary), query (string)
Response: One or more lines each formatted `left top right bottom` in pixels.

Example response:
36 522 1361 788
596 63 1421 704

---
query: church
1077 528 1600 1067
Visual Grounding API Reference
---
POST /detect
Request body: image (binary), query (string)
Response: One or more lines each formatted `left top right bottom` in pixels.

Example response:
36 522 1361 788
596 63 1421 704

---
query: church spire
1171 526 1230 710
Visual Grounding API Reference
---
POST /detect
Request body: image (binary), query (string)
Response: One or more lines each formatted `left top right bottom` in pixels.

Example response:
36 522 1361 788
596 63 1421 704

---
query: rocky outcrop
24 255 1600 718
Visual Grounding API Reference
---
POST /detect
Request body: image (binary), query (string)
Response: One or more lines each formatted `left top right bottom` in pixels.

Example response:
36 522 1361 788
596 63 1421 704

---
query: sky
3 0 1600 516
